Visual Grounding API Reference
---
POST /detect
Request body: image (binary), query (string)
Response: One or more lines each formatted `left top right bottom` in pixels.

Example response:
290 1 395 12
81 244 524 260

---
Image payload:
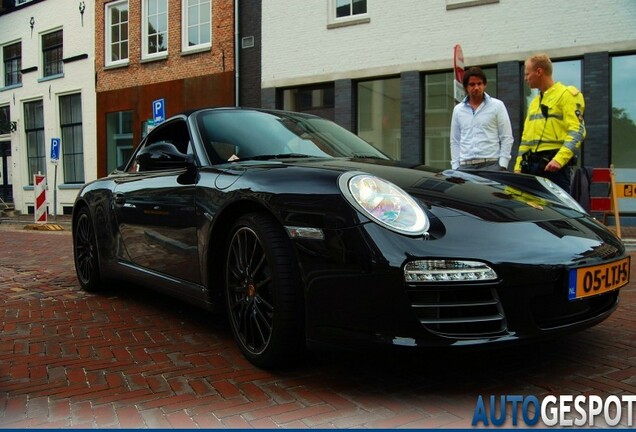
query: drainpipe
234 0 239 106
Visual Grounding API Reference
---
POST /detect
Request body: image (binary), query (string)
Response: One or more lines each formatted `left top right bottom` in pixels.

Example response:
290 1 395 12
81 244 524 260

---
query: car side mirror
136 142 195 171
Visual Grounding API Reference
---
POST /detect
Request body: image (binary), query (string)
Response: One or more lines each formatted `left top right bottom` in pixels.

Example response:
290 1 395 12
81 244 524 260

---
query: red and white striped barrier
34 173 47 223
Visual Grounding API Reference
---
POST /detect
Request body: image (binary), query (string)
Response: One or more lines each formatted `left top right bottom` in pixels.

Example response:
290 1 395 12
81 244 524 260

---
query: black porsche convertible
72 107 630 368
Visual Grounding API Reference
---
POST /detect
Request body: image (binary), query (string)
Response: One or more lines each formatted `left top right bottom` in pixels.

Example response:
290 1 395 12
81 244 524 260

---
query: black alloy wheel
224 212 303 368
73 207 103 292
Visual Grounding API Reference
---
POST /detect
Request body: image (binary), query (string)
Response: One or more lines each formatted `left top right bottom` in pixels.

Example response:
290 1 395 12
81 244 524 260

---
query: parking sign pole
50 138 60 220
53 164 57 219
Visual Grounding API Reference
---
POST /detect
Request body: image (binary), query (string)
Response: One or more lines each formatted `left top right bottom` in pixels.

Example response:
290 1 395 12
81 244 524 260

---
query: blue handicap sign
153 98 165 124
50 138 60 162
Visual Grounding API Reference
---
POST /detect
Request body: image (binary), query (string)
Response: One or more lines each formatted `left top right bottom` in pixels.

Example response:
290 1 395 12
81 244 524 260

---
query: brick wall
583 52 610 169
238 0 261 108
400 71 423 165
96 0 234 93
334 79 354 131
497 61 523 167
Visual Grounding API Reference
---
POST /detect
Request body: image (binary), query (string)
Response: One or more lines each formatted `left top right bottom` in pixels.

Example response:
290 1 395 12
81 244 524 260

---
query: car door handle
114 193 126 206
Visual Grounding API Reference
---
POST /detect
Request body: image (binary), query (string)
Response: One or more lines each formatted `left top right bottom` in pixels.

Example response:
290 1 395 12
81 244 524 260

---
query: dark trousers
531 164 573 192
522 150 574 193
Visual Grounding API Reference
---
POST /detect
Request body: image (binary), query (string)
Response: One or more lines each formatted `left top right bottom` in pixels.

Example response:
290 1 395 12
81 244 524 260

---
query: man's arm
497 101 514 169
553 89 586 168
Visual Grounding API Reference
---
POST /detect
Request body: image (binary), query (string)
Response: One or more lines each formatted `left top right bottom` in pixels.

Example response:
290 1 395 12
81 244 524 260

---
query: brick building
95 0 235 176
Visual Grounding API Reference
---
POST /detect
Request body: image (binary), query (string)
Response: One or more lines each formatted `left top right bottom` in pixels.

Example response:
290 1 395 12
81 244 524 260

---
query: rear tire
73 207 103 292
224 212 304 368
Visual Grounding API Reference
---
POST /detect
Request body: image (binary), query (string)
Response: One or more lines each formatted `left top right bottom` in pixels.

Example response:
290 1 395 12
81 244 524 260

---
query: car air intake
406 286 506 337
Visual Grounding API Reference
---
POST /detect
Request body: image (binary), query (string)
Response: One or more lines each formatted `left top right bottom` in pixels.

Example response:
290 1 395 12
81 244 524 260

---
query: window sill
0 83 23 92
24 183 84 191
327 16 370 29
181 45 211 56
38 73 64 83
141 53 168 64
104 60 130 70
59 183 84 190
446 0 499 10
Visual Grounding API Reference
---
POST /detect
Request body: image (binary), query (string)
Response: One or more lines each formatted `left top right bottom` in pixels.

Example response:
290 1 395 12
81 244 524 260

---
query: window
611 54 636 169
143 0 168 58
424 69 496 168
0 105 10 135
106 111 133 173
424 72 454 169
281 84 335 120
182 0 211 51
42 30 63 77
335 0 366 18
328 0 369 27
24 100 45 184
59 94 84 183
3 42 21 87
106 0 129 66
357 78 401 159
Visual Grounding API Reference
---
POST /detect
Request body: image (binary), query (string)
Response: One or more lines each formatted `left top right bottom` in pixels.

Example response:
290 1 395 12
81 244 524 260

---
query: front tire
224 212 304 368
73 206 103 292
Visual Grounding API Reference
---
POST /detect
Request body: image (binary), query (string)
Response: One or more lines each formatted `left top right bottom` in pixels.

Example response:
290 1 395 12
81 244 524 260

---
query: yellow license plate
568 256 631 300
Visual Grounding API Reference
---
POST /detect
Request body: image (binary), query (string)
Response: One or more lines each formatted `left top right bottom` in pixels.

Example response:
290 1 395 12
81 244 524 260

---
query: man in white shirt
450 66 514 171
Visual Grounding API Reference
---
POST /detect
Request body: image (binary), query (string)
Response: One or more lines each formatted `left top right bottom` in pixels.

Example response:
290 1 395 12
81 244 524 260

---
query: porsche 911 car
72 107 630 368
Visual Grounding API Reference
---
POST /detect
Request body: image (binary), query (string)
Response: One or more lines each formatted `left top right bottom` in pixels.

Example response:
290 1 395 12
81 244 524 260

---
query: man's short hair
462 66 487 90
526 54 553 76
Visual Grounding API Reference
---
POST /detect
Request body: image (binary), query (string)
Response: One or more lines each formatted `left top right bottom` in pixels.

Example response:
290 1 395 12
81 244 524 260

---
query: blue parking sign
153 98 165 124
51 138 60 163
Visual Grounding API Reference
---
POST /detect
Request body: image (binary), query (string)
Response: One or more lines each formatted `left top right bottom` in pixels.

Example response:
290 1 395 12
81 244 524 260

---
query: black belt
460 158 498 166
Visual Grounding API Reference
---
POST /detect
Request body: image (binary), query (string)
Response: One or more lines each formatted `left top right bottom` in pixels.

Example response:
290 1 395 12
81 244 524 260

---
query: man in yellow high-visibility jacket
514 54 585 192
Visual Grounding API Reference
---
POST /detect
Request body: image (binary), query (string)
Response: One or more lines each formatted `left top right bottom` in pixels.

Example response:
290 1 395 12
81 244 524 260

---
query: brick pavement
1 224 636 428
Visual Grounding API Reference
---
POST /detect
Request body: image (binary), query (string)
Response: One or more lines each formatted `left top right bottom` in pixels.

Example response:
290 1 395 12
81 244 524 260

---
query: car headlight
404 260 498 282
339 172 429 236
536 177 586 213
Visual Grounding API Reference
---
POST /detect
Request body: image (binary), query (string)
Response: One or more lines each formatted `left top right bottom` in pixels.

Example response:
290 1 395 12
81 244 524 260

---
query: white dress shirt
450 93 514 170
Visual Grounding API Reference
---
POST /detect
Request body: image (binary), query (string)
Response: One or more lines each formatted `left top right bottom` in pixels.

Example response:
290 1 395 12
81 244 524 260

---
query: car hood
238 157 583 224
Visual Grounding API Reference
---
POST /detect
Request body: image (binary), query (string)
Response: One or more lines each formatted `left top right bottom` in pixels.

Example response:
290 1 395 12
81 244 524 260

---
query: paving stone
0 225 635 428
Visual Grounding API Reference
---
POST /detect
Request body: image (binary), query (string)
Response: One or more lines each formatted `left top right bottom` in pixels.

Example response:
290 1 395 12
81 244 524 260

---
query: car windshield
196 109 389 163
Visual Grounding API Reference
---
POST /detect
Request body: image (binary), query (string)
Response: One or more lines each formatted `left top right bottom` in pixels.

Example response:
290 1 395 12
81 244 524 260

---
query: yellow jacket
514 82 586 171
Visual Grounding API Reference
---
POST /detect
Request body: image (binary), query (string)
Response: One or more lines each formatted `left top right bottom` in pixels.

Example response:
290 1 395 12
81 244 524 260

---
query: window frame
142 0 169 60
106 110 134 173
24 100 46 184
0 105 11 136
59 93 85 184
105 0 130 67
280 83 335 120
2 40 22 88
41 29 63 78
181 0 212 53
610 54 636 170
327 0 369 28
356 77 401 159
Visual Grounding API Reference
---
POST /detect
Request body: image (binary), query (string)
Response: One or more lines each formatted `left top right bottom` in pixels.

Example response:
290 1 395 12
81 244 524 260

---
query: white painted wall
0 0 96 216
262 0 636 87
